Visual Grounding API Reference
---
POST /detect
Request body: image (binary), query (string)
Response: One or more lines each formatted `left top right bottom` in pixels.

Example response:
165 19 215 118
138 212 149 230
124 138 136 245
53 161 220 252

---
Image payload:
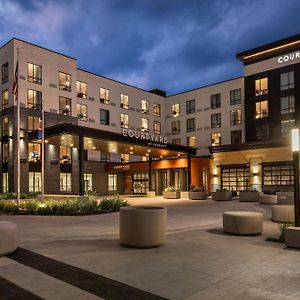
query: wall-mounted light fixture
253 172 258 176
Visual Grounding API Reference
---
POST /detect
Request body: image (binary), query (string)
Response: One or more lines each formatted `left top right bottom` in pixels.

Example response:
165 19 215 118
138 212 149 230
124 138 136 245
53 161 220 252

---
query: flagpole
16 48 20 208
41 99 45 201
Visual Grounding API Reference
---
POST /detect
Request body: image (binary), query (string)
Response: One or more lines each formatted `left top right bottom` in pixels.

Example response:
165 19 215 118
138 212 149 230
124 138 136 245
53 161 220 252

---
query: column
187 154 191 189
79 135 84 196
148 156 152 191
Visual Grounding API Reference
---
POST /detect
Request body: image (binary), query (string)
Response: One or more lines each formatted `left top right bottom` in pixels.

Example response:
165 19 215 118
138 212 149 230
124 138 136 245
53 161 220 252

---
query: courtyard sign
122 129 168 146
278 51 300 64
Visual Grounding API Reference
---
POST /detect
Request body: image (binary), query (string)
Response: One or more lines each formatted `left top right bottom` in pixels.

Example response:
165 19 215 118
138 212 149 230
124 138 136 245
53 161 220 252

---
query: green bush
0 192 30 200
164 186 179 192
99 196 129 213
0 201 18 214
266 223 294 243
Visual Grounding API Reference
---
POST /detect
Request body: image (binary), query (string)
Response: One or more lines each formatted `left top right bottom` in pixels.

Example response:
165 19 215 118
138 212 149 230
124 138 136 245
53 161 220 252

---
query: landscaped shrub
0 201 18 214
0 192 30 200
99 196 129 213
164 186 179 192
266 223 294 243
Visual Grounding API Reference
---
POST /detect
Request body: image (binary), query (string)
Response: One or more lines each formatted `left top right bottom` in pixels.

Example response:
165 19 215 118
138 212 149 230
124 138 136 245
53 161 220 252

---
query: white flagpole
41 99 45 201
16 48 20 208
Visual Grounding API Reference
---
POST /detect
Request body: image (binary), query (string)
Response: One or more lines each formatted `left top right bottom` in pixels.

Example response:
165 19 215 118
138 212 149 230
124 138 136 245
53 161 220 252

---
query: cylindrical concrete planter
119 206 167 248
188 192 207 200
212 191 232 201
239 191 259 202
278 196 294 205
259 194 278 205
272 205 295 223
0 221 18 256
163 191 180 199
285 227 300 249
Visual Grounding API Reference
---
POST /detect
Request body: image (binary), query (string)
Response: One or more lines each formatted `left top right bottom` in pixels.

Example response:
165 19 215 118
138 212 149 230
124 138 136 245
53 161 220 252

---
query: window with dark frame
230 109 242 125
77 103 87 121
154 121 161 134
187 136 196 147
141 99 149 114
172 103 180 117
153 103 161 117
2 90 8 110
27 89 42 110
28 63 42 85
28 142 41 162
171 120 180 134
187 118 195 132
281 119 295 136
281 95 295 114
256 123 269 141
141 118 149 132
100 88 109 104
2 62 8 84
100 109 110 125
211 94 221 109
186 99 195 114
59 72 71 92
76 81 87 98
2 116 8 136
121 113 129 128
171 138 181 145
27 116 39 132
120 94 129 109
211 132 221 146
60 173 72 192
59 96 71 115
231 130 242 144
230 89 241 105
255 101 268 118
2 143 8 163
280 71 294 91
263 163 294 186
211 113 221 128
255 77 268 96
29 172 42 192
60 146 72 164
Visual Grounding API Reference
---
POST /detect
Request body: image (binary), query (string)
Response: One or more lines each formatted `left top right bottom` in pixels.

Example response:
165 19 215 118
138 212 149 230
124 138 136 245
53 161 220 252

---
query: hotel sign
278 51 300 64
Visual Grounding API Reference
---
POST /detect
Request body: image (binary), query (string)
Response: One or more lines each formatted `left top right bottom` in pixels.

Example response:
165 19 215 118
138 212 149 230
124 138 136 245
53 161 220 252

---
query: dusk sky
1 0 300 95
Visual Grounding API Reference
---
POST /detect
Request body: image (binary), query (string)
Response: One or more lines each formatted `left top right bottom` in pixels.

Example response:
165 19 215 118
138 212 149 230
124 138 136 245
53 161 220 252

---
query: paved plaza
0 197 300 299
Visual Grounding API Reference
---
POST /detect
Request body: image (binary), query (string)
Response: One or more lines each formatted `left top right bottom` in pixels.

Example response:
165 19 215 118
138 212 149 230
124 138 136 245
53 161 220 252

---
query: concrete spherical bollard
0 221 18 256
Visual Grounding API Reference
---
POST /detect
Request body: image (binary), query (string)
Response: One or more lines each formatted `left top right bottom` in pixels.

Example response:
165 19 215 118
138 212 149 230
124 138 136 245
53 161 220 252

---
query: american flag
12 61 18 101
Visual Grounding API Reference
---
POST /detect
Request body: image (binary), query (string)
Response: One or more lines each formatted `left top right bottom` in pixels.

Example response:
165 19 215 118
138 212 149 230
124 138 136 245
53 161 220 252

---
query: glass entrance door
132 173 148 194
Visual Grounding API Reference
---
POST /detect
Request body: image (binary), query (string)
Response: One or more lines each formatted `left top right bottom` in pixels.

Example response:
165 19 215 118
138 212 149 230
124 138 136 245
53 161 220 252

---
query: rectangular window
27 89 42 110
256 123 269 141
84 173 93 193
171 120 180 134
2 143 8 163
141 99 149 114
77 81 87 98
187 118 195 132
141 118 149 132
171 103 180 117
154 121 161 134
2 173 8 193
172 138 181 145
186 99 195 114
121 153 129 162
2 89 8 110
230 89 241 105
211 132 221 146
59 72 71 92
255 101 268 118
231 130 242 144
28 63 42 85
60 146 72 164
100 109 110 125
120 113 129 128
281 95 295 114
211 113 221 128
263 163 294 186
28 142 41 162
60 173 72 192
153 103 161 117
2 116 8 136
187 136 196 147
29 172 42 193
77 103 87 121
211 94 221 109
120 94 129 109
100 88 109 104
281 119 295 136
255 77 268 96
108 174 117 191
230 109 242 125
280 71 294 90
2 62 8 84
59 96 71 115
28 116 39 132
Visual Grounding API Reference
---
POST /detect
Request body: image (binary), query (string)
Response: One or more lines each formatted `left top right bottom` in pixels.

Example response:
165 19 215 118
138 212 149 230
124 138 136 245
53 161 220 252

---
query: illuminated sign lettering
278 51 300 64
122 129 168 144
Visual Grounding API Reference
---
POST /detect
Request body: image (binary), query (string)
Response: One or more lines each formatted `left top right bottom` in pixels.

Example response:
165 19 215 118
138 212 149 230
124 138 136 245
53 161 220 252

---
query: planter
212 191 232 201
188 191 207 200
239 191 259 202
147 191 156 197
163 191 180 199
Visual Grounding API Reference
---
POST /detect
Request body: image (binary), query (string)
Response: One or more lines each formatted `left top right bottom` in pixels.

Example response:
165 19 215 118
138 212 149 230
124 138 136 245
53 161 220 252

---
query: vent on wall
110 103 116 107
89 96 95 101
88 118 95 123
20 75 26 80
49 83 57 88
50 109 58 113
204 107 210 111
130 107 135 111
197 109 202 112
110 123 116 127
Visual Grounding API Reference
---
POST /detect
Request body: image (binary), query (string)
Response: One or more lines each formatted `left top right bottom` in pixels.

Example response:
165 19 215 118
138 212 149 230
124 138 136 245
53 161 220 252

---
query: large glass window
211 132 221 146
280 71 294 90
2 89 8 110
186 99 195 114
211 113 221 128
255 101 268 118
60 146 72 164
281 95 295 114
171 120 180 134
281 119 295 136
59 72 71 92
28 143 41 162
28 63 42 85
172 103 180 117
211 94 221 109
230 89 241 105
153 103 161 117
77 103 87 121
141 118 149 132
230 109 242 125
28 116 39 132
108 174 117 191
120 113 129 128
187 118 195 132
2 62 8 84
120 94 129 109
2 173 8 193
84 173 93 193
76 81 87 98
121 153 129 162
256 123 269 141
154 121 161 134
172 138 181 145
100 88 109 104
2 116 8 136
100 109 110 125
255 77 268 96
2 143 8 163
141 99 149 114
60 173 72 192
231 130 242 144
59 96 72 115
29 172 42 193
263 163 293 186
221 166 250 191
27 89 42 110
187 136 196 147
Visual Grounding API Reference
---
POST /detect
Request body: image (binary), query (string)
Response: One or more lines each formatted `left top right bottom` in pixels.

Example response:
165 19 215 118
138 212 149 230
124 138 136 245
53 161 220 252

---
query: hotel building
0 34 299 196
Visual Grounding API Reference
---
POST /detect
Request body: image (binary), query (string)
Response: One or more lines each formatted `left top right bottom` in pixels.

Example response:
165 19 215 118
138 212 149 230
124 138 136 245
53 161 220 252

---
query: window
255 77 268 96
28 143 41 162
100 88 109 104
120 94 129 109
171 120 180 134
28 63 42 84
263 163 293 186
231 130 242 144
77 103 87 121
120 113 129 128
60 173 72 192
84 174 93 193
27 89 42 109
211 132 221 146
2 62 8 84
281 95 295 114
77 81 87 98
141 100 149 114
187 136 196 147
28 116 39 132
281 119 295 136
100 109 110 125
121 153 129 162
230 89 241 105
172 138 181 145
141 118 149 132
108 174 117 191
255 101 268 118
2 116 8 136
222 166 250 191
187 118 195 132
171 103 180 117
186 99 195 114
153 103 161 117
211 94 221 109
230 109 242 125
154 121 161 134
2 89 8 109
29 172 42 193
59 96 71 115
60 146 72 164
256 123 269 141
2 143 8 163
281 71 294 90
59 72 71 91
2 173 8 193
211 113 221 128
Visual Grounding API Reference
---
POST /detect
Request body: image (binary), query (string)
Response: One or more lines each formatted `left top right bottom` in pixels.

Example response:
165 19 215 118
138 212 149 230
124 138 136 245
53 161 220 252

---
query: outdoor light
292 128 300 152
253 172 258 176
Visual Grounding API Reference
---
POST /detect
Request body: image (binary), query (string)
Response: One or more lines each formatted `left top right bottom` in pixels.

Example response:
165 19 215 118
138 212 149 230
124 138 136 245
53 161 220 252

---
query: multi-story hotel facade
0 34 299 196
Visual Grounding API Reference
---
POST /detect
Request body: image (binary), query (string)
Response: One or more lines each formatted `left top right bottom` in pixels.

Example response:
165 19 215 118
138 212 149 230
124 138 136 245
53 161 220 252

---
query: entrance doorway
161 171 168 191
132 173 148 194
221 166 250 191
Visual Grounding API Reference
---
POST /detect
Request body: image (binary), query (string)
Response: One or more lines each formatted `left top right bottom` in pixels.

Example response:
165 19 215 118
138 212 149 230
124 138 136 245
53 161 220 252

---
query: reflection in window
2 62 8 84
211 94 221 109
187 118 195 132
186 99 195 114
230 89 241 105
280 71 294 90
171 120 180 134
28 63 42 84
2 116 8 136
281 119 295 136
2 173 8 193
230 110 242 125
256 123 269 141
231 130 242 144
2 143 8 163
281 96 295 114
59 72 71 92
211 113 221 128
172 138 181 145
187 136 196 147
100 109 110 125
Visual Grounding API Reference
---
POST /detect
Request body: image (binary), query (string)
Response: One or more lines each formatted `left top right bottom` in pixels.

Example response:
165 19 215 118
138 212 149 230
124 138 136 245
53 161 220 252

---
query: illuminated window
2 62 8 84
27 89 42 110
281 119 295 136
2 116 8 136
141 118 149 132
28 116 39 132
2 143 8 163
171 120 180 134
255 101 268 118
211 94 221 109
141 100 149 114
100 109 110 125
281 95 295 114
230 110 242 125
60 146 72 164
154 121 161 134
59 96 72 115
84 173 93 192
2 90 8 110
211 132 221 146
59 72 71 92
255 78 268 96
230 89 241 105
186 99 195 114
77 81 87 98
60 173 72 192
121 113 129 128
256 123 269 140
29 172 41 193
77 103 87 121
280 71 294 90
108 174 117 191
28 143 41 162
231 130 242 144
171 103 180 117
211 113 221 128
28 63 42 85
153 103 161 117
120 94 129 109
172 138 181 145
187 118 195 132
100 88 109 104
2 173 8 193
187 136 196 147
121 153 129 162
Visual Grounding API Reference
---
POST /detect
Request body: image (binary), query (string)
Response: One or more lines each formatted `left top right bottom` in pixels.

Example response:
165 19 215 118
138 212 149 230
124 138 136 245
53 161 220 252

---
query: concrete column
79 135 84 196
156 171 161 195
249 157 262 192
187 154 191 189
180 168 187 191
211 159 221 192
